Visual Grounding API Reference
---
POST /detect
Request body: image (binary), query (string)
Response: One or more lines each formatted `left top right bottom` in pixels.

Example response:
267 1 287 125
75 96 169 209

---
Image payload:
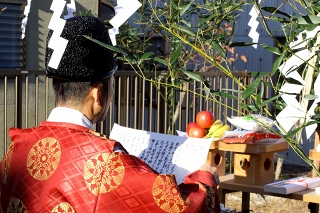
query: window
0 2 24 69
99 0 115 22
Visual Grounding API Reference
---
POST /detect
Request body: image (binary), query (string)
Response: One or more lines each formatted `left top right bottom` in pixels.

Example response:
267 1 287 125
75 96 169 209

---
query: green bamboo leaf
268 16 291 24
172 25 196 37
287 126 305 138
261 7 291 18
312 114 320 120
248 104 259 111
211 91 237 99
170 44 181 65
260 93 282 107
239 103 249 111
271 51 285 76
256 91 261 107
170 2 178 9
264 82 273 87
219 92 237 99
306 24 319 31
179 0 194 16
260 82 264 100
286 77 304 86
241 76 263 100
153 57 168 66
199 13 215 25
209 40 226 59
83 35 123 53
182 70 202 82
262 45 281 55
141 52 154 61
304 94 319 100
297 15 320 25
229 42 258 47
180 19 191 27
117 57 127 62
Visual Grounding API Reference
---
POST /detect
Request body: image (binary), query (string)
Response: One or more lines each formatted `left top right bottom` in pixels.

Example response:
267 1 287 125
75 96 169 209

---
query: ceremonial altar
214 132 320 213
218 140 289 185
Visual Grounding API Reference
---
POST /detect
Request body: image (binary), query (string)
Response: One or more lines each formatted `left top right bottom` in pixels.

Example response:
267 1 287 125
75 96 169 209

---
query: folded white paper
110 123 213 184
264 176 320 194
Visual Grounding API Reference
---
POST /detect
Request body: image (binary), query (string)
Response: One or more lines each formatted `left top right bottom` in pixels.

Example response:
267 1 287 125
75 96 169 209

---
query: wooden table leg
241 192 250 212
219 188 226 205
308 202 319 213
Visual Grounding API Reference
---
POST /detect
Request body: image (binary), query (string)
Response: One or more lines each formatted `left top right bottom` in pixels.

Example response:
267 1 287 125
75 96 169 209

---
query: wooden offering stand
207 140 226 176
219 140 289 185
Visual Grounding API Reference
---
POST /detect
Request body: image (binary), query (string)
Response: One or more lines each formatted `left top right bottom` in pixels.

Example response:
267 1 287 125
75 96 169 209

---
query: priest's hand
198 163 220 185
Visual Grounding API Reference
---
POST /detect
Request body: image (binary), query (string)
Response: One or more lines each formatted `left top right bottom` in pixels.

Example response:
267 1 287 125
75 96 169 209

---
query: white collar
47 107 94 129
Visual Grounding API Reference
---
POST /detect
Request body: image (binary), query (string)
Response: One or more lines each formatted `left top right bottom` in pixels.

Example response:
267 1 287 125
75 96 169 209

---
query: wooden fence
0 69 274 161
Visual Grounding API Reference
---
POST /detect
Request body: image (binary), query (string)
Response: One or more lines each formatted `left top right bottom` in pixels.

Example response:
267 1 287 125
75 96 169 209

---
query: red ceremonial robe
0 121 220 213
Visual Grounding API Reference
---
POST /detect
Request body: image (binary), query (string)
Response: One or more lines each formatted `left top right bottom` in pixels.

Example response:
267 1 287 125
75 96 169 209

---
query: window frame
0 0 27 69
0 0 26 5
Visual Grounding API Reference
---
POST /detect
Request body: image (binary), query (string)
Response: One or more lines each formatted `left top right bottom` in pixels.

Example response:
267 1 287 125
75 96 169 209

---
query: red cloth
0 121 220 213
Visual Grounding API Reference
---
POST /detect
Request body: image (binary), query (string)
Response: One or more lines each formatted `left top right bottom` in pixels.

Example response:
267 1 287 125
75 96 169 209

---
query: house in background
0 0 117 158
0 0 115 70
0 0 315 167
231 2 306 73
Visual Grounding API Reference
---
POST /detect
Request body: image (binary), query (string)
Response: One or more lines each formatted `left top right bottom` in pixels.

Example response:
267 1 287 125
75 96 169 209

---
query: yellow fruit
205 120 223 138
212 124 230 138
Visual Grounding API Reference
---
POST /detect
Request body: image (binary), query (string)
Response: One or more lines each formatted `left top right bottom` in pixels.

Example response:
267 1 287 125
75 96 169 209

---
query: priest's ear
91 83 104 105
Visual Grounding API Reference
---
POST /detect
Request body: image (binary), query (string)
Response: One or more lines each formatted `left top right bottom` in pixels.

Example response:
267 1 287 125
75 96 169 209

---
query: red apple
186 122 199 135
188 126 207 138
196 111 215 129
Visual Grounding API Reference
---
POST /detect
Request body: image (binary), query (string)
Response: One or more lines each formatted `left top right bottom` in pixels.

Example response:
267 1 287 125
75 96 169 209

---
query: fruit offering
188 125 207 138
208 122 230 138
196 111 215 129
186 110 230 139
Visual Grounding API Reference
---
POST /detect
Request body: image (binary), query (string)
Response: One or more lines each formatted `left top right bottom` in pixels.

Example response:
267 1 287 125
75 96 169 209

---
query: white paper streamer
46 0 140 68
304 75 320 139
108 0 142 45
64 0 76 19
276 28 320 139
279 49 312 78
248 1 261 49
47 0 68 69
21 0 32 39
289 26 320 49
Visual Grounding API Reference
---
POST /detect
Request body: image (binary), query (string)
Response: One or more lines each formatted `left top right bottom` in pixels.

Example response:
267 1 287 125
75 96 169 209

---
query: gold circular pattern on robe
152 175 189 213
27 137 61 180
1 142 14 184
51 202 75 213
84 152 125 196
7 197 27 213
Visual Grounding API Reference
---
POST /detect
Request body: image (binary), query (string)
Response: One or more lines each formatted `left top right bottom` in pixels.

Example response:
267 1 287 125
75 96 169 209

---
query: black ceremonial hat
45 16 116 81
